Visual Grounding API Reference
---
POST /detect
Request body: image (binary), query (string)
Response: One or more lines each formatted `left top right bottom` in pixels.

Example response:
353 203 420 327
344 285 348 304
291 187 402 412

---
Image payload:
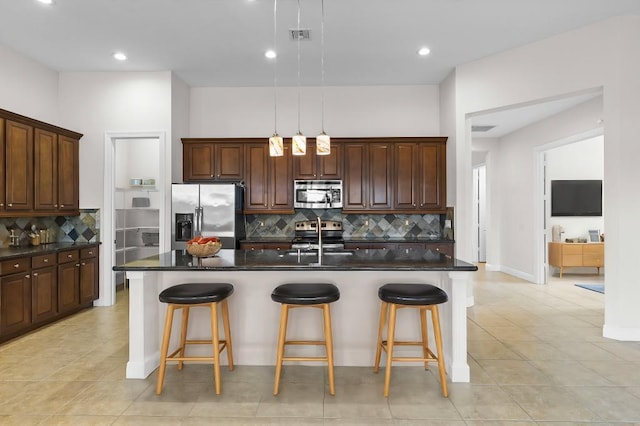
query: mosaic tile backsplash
245 210 449 240
0 209 100 248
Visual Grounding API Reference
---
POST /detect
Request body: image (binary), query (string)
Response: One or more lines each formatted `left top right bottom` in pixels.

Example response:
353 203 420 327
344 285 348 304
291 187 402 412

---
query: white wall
0 44 59 123
477 97 603 279
171 73 190 183
547 136 604 241
190 85 440 137
58 72 173 209
452 16 640 339
57 71 173 306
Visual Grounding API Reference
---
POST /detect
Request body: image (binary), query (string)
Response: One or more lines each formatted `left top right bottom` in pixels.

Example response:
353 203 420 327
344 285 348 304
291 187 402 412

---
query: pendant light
316 0 330 156
269 0 284 157
291 0 306 156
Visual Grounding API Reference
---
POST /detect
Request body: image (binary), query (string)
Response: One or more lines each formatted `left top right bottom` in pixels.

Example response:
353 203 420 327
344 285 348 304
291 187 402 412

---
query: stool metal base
374 301 448 397
156 299 234 395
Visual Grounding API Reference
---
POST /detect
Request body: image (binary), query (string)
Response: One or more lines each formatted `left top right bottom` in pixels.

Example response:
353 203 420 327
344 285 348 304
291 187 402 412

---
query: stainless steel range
291 220 344 250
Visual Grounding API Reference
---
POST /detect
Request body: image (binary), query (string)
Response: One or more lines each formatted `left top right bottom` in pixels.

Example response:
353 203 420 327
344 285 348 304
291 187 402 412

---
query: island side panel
126 269 471 383
126 271 161 378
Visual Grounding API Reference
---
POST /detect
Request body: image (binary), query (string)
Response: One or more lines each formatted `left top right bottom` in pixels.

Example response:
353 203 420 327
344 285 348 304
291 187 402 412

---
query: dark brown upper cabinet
393 139 447 213
293 140 342 180
342 140 393 212
0 109 82 217
182 139 244 182
243 141 293 213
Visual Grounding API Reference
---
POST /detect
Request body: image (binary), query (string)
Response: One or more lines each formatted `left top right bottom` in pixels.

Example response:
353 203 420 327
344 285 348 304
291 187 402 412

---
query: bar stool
156 282 234 395
271 283 340 396
374 283 448 397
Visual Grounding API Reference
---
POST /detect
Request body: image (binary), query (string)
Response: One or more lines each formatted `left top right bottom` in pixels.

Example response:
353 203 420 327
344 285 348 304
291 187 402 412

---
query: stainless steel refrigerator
171 183 245 250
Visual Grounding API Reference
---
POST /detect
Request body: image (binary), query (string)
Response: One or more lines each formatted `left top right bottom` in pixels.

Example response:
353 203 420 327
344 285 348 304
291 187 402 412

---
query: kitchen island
115 248 477 382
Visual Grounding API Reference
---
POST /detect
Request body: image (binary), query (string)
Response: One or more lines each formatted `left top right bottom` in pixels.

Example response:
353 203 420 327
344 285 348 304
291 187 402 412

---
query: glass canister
40 229 48 244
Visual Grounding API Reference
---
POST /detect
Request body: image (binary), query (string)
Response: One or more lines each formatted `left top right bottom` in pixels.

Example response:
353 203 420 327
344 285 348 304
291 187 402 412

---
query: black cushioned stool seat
156 283 234 396
271 283 340 396
374 283 449 398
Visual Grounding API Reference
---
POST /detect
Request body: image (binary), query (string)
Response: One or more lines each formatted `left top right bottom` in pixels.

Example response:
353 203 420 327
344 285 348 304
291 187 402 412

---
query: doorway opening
473 164 487 263
102 131 168 306
535 130 604 284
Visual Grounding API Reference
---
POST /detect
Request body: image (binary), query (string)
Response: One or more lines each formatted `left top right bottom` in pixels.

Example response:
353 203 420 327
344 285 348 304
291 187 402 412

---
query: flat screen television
551 179 602 217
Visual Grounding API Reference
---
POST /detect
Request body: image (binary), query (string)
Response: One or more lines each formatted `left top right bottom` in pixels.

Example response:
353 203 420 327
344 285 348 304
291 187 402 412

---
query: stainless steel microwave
294 180 343 209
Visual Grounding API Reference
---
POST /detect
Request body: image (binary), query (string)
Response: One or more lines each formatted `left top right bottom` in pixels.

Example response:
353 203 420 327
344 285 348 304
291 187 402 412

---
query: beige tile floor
1 266 639 425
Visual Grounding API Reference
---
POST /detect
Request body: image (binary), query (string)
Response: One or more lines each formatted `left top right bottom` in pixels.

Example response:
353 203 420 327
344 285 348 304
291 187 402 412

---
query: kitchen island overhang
115 249 477 383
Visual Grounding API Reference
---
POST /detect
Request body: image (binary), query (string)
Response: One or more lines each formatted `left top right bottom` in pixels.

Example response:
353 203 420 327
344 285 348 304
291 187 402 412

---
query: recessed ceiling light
113 52 127 61
37 0 54 4
417 47 431 56
265 50 277 59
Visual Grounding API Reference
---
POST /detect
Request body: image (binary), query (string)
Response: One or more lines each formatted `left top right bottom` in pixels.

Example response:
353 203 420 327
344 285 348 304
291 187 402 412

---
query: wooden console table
548 242 604 278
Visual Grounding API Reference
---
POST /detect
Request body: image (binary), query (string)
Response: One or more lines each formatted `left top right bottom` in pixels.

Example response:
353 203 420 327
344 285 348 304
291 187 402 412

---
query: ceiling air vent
471 125 496 132
289 29 311 41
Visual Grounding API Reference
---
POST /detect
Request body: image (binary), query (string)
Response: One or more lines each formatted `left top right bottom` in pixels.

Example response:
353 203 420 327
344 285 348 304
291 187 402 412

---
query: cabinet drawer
563 245 583 255
0 258 30 276
583 255 604 266
563 255 583 266
583 244 603 256
426 243 454 257
32 253 56 269
58 250 80 264
81 247 98 258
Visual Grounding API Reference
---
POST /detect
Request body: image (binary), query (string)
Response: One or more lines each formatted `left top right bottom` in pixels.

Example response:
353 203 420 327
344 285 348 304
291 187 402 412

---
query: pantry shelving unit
114 186 160 287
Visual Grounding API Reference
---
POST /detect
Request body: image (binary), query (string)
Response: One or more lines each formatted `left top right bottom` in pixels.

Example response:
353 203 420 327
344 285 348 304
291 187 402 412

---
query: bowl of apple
186 236 222 257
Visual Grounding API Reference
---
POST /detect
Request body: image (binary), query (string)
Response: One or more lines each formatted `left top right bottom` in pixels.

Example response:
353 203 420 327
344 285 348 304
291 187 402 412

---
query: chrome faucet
317 216 323 264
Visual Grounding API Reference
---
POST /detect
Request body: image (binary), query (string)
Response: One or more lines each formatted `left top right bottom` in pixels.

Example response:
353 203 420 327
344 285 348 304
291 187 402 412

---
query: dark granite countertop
113 248 476 272
0 242 100 260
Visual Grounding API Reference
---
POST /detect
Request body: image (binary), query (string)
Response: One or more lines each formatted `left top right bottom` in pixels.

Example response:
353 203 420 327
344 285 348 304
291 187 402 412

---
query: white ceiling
471 91 602 138
1 0 639 88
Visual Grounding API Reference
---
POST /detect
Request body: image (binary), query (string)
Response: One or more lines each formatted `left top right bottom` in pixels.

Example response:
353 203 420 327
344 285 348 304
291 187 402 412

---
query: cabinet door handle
67 254 73 258
81 262 86 266
0 203 3 207
13 263 20 268
54 204 58 208
76 263 80 267
8 203 12 207
33 272 38 277
44 259 49 263
25 274 30 279
60 204 65 208
88 251 93 255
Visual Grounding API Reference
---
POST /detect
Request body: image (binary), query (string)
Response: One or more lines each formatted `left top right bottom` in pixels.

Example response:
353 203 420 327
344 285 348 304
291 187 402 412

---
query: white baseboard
603 324 640 341
483 263 536 283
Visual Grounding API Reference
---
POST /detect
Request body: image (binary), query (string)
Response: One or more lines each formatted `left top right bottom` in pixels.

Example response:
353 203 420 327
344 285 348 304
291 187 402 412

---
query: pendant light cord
320 0 325 134
273 0 278 135
297 0 301 134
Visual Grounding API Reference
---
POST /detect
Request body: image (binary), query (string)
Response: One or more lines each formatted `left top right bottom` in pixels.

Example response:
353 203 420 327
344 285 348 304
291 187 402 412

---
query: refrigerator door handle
195 207 203 235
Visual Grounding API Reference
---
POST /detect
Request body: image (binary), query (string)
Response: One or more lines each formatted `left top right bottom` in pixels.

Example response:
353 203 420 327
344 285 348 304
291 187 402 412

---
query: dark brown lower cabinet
345 241 454 257
0 271 32 336
57 250 80 314
79 248 98 304
0 245 99 343
32 265 58 323
240 242 291 250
